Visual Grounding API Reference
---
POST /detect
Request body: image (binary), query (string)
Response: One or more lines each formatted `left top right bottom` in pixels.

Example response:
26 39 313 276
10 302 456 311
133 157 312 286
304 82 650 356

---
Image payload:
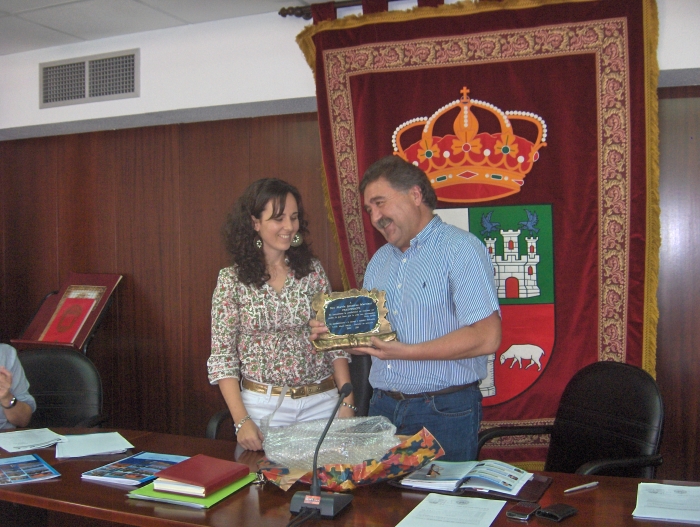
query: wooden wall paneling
0 138 59 342
58 131 122 426
656 96 700 481
178 118 252 437
55 133 118 276
0 142 8 342
249 113 343 291
111 125 183 433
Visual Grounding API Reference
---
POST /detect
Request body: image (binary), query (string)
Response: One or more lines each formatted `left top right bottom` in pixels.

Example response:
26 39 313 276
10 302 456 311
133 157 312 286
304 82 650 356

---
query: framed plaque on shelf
12 272 122 353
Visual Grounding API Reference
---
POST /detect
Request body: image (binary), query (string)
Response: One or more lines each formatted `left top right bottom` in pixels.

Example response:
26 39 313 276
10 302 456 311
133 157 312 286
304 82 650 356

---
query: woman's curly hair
223 178 315 288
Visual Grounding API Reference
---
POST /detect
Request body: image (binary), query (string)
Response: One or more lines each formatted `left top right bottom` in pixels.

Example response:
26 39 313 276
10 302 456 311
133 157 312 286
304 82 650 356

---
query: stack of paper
0 428 65 452
396 493 506 527
632 483 700 524
56 432 134 458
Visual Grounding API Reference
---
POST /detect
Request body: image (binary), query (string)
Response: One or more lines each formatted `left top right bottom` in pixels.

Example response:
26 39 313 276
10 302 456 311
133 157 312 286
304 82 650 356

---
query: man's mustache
376 217 392 229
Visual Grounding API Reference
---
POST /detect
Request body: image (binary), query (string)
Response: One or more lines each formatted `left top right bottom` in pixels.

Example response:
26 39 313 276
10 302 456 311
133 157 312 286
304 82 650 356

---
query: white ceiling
0 0 322 56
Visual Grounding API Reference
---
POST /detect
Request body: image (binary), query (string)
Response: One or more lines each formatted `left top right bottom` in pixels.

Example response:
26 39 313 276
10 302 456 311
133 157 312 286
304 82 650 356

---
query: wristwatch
1 396 17 409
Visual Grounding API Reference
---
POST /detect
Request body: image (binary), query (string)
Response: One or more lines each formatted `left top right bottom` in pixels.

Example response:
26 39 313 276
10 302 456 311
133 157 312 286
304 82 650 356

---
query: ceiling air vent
40 49 140 109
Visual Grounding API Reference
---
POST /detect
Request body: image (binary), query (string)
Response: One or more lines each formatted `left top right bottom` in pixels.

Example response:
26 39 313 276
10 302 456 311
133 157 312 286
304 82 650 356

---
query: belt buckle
290 386 305 399
386 390 404 400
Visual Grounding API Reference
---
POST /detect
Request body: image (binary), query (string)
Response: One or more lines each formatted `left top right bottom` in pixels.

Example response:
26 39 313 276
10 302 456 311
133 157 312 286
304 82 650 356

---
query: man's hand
351 311 501 361
352 338 411 360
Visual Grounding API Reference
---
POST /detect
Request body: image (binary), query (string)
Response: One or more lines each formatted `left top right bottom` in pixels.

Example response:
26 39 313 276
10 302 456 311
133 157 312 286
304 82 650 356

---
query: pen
564 481 599 493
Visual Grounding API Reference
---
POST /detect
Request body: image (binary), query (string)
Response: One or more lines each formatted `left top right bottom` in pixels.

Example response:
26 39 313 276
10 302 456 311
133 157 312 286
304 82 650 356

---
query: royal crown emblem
392 87 547 203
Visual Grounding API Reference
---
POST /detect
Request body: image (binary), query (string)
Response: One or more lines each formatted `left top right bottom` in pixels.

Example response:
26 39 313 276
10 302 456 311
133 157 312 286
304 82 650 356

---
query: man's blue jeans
368 384 482 461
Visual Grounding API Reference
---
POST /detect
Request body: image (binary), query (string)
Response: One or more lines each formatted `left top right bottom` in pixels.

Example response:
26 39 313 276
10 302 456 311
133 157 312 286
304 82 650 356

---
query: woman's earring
255 237 263 249
290 233 303 247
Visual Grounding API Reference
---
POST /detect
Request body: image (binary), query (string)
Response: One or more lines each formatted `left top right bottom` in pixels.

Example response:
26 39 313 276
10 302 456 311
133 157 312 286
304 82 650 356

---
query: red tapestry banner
298 0 659 465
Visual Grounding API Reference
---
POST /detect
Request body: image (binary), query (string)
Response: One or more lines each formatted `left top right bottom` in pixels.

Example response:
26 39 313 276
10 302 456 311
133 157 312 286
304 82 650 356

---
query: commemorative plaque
311 288 397 351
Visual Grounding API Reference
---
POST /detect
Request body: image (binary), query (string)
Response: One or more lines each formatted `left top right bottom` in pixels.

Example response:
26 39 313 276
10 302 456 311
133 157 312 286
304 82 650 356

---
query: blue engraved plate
324 296 378 335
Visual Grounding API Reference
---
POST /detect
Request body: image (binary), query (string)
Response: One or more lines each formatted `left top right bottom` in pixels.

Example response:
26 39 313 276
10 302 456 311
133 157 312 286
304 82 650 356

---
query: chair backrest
18 348 104 428
349 355 372 417
545 361 664 478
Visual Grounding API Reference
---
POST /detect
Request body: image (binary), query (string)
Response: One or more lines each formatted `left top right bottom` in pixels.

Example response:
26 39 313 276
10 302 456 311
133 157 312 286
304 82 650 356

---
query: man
0 344 36 429
313 156 501 460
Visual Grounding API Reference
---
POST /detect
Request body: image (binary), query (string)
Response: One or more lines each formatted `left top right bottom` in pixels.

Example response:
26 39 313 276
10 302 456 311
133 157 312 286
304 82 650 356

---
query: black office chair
476 361 664 478
348 354 372 417
18 348 107 428
206 357 373 439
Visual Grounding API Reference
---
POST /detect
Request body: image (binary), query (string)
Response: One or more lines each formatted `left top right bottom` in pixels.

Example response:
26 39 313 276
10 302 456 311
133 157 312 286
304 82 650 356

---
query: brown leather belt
242 376 336 399
382 381 479 400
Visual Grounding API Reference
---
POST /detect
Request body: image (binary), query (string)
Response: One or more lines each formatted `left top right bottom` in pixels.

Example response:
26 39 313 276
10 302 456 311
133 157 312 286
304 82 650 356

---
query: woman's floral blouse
207 259 348 386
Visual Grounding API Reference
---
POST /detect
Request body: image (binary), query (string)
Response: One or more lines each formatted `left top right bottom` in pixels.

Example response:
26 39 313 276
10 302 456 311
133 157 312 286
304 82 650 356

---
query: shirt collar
391 214 442 255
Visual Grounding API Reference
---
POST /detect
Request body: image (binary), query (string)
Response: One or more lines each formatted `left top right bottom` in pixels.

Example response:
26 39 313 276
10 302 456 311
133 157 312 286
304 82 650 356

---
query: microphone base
290 491 353 518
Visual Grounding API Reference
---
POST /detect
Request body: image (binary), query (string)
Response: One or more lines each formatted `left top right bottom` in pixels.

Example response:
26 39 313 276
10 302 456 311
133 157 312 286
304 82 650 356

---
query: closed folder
153 454 250 497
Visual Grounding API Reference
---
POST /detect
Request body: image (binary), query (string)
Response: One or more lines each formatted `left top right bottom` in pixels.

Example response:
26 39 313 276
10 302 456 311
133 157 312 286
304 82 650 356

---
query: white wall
657 0 700 71
0 0 696 138
0 12 313 133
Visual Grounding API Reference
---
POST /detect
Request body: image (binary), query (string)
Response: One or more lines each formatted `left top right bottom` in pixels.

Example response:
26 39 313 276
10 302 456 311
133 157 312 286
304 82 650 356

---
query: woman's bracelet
235 415 252 433
341 402 357 412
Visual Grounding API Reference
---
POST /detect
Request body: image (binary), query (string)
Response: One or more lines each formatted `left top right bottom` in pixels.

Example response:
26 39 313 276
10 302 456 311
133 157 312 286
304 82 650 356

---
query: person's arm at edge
0 366 33 428
2 401 33 428
352 310 501 361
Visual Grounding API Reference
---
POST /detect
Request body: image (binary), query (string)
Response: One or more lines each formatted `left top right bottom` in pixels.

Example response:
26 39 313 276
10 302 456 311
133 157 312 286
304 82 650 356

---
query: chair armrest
75 414 109 428
477 425 553 459
206 409 232 439
575 454 663 475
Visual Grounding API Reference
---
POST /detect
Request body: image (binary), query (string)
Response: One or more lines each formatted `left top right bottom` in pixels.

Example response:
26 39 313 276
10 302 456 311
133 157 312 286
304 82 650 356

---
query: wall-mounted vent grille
40 49 139 109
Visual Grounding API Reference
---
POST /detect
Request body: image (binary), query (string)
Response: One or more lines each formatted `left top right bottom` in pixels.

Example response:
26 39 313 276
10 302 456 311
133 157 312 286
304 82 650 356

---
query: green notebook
128 472 257 509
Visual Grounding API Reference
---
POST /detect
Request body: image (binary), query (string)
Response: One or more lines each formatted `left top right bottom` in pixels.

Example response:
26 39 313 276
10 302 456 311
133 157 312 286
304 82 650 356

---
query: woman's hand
309 319 329 342
236 420 264 451
338 404 355 419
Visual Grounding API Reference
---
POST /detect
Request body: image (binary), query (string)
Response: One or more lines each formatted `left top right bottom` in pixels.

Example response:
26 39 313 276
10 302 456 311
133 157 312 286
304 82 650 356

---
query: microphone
289 382 354 518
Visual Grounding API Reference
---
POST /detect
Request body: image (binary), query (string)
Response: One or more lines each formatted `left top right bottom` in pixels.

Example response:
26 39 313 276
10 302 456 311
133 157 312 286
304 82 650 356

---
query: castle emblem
392 87 547 203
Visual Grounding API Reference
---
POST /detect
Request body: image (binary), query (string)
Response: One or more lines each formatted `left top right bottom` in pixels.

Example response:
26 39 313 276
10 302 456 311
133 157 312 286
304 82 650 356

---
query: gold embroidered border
323 19 631 361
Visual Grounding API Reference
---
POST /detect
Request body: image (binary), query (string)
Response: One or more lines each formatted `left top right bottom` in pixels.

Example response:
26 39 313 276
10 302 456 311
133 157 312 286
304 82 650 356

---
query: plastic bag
262 416 398 471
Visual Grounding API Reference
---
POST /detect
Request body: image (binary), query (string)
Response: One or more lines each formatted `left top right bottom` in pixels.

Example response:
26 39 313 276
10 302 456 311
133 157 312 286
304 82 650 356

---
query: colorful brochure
0 454 60 485
81 452 188 485
400 459 532 496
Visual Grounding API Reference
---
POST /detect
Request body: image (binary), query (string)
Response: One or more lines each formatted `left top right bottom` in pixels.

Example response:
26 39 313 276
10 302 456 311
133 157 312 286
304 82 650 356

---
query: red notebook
153 454 250 497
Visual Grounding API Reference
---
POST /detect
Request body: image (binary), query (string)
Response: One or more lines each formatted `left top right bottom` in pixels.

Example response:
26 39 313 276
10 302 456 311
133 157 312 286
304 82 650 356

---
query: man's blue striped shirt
363 215 500 394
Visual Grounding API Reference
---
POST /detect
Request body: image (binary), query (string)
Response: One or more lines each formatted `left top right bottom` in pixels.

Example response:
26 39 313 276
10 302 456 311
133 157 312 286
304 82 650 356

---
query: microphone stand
289 382 354 518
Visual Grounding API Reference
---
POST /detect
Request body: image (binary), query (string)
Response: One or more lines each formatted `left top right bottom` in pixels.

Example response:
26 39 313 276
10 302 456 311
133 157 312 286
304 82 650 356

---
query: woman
207 178 355 451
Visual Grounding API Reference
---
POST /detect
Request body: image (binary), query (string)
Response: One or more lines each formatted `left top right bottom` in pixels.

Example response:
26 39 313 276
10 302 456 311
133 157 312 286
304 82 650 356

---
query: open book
400 459 532 496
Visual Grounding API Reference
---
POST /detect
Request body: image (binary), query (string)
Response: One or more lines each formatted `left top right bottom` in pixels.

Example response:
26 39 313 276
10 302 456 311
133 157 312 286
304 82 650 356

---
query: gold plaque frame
311 288 397 351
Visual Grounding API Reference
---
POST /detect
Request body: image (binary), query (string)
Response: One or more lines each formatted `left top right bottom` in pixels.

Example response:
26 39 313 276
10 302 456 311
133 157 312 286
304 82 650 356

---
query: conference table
0 428 695 526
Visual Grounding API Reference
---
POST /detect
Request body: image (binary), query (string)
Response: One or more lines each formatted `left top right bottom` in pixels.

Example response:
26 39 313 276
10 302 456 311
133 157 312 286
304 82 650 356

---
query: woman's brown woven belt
241 376 336 399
